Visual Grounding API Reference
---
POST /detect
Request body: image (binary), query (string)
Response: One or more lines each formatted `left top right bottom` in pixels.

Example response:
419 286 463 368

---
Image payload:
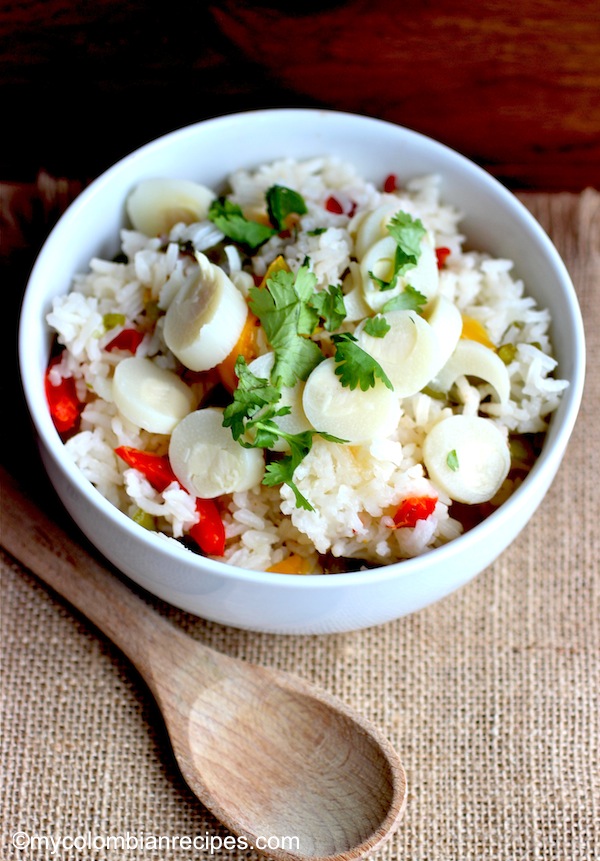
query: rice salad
44 157 568 574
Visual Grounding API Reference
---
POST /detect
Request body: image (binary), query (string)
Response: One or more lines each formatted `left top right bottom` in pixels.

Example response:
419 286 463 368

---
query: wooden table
2 0 599 191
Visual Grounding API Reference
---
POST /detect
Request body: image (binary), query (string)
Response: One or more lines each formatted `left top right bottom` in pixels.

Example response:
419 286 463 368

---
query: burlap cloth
1 187 598 860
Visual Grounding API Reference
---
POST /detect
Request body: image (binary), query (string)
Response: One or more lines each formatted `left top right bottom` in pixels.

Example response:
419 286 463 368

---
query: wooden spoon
2 468 407 861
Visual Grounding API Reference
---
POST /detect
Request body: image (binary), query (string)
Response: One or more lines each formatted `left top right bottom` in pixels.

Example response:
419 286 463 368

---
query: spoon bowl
2 467 407 861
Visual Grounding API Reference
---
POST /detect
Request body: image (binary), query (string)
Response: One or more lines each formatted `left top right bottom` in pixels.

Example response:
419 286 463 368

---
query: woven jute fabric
1 190 598 861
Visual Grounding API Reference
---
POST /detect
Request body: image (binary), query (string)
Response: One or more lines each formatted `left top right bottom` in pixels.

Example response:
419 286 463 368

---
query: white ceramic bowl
19 109 585 634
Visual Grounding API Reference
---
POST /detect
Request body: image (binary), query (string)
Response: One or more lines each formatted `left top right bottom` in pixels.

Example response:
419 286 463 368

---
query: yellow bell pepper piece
266 554 312 575
258 254 290 288
216 311 261 392
460 316 496 350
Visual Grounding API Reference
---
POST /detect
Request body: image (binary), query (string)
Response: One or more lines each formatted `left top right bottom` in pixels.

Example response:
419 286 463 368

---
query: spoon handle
2 468 184 676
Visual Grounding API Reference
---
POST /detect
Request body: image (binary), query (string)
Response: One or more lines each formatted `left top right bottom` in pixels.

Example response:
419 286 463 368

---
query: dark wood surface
2 0 599 191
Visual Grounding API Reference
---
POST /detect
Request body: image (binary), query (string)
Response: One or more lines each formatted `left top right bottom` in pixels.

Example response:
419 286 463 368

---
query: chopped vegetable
208 184 307 251
262 429 320 511
266 554 312 575
383 174 398 193
132 508 156 530
309 283 347 332
363 315 391 338
45 356 82 434
189 498 226 556
248 264 324 387
433 338 510 404
356 308 439 397
370 211 427 292
105 328 144 354
461 316 496 350
223 358 284 441
498 343 518 364
223 358 345 510
126 178 215 236
114 446 178 492
422 415 510 504
169 407 265 497
331 332 393 391
103 312 126 330
325 195 344 214
163 251 248 372
112 356 196 434
381 284 427 314
446 449 460 471
302 356 400 445
217 311 261 392
265 185 307 230
435 247 451 269
393 496 438 528
208 197 276 251
257 254 290 287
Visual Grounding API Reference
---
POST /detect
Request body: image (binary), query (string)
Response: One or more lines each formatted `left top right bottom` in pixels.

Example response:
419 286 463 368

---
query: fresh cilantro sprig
249 264 347 387
208 184 308 252
223 358 345 510
222 359 285 440
446 449 459 471
310 283 347 332
331 332 393 391
381 284 428 314
249 265 323 387
388 210 427 270
208 198 275 251
262 426 345 511
369 210 427 292
266 185 307 230
363 315 390 337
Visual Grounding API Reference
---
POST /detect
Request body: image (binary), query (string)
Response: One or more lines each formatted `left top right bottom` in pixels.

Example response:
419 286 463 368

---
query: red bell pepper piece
114 447 225 555
114 446 178 492
435 247 451 269
105 328 144 354
189 498 226 557
325 195 344 214
383 174 397 193
393 496 437 528
45 357 82 433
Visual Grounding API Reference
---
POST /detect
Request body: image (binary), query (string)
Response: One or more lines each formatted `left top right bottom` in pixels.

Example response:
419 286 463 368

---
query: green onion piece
103 312 126 331
132 508 156 531
498 343 517 365
446 449 459 471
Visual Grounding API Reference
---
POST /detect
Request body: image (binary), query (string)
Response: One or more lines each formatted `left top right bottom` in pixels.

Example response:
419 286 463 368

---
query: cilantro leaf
381 285 428 314
368 271 397 292
208 197 275 251
262 430 316 510
222 360 348 510
249 265 323 387
387 210 427 274
265 185 307 231
309 284 347 332
262 427 347 510
446 449 459 471
363 315 390 337
331 332 393 391
292 265 320 334
222 358 283 440
369 210 427 292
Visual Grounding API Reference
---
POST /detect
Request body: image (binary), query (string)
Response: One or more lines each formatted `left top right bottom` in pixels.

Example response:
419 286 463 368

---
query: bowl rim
18 107 587 591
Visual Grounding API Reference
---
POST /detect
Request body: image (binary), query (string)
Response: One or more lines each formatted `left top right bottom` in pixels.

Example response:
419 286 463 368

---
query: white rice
45 157 568 573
